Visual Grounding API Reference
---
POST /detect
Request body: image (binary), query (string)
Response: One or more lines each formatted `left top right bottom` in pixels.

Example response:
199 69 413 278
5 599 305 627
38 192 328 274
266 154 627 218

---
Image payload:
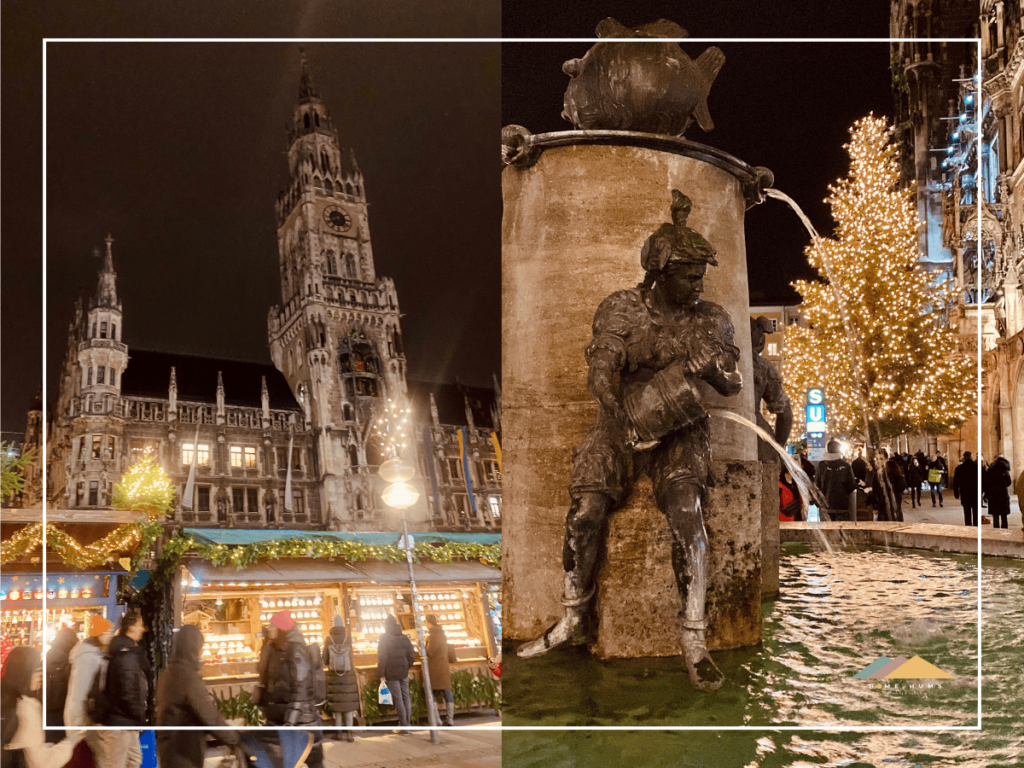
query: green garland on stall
187 534 501 571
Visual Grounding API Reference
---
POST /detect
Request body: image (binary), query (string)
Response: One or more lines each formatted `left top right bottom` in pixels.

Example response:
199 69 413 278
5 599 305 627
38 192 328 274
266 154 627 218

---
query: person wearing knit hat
64 612 116 768
88 615 113 637
322 616 359 741
270 610 294 632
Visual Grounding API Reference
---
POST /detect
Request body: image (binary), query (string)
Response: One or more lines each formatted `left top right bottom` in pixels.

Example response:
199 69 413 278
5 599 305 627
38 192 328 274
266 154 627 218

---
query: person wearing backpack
425 615 456 727
1 646 84 768
64 615 114 768
322 617 359 741
44 627 79 743
258 610 323 768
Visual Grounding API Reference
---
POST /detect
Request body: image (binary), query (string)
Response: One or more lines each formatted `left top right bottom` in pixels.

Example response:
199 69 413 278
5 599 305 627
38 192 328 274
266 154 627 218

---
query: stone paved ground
203 715 501 768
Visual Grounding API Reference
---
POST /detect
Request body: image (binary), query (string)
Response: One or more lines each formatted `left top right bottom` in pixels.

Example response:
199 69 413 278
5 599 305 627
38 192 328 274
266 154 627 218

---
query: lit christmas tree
111 449 175 518
784 115 975 443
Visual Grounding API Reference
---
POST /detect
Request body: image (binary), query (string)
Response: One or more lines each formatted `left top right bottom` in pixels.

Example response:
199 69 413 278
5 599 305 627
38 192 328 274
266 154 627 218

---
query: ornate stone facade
41 55 501 534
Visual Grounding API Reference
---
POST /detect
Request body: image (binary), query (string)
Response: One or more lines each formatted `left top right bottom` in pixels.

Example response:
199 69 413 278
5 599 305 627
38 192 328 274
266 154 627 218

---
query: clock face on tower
323 205 353 234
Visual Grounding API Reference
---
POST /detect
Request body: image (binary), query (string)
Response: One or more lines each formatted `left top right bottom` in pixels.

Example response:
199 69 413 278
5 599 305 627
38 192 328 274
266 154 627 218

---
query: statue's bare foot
682 627 724 692
517 611 588 658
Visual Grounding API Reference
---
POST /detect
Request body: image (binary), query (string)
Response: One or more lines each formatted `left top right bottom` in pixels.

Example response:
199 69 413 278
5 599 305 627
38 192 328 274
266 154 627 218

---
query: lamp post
376 400 440 743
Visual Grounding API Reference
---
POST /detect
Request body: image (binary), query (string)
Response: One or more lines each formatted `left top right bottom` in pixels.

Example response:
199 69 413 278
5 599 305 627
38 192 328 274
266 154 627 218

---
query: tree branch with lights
784 115 975 442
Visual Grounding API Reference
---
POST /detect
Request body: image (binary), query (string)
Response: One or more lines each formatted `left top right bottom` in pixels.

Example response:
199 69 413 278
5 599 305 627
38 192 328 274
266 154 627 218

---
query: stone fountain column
503 131 773 657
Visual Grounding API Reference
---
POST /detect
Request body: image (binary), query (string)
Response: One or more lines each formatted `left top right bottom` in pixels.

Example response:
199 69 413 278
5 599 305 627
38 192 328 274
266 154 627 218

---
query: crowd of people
780 442 1018 529
1 606 462 768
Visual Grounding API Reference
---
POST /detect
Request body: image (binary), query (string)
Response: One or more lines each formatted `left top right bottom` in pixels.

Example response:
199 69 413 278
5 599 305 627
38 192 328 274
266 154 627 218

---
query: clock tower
268 50 408 528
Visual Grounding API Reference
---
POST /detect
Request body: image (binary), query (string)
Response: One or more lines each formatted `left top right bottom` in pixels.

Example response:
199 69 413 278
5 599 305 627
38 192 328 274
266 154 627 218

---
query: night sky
504 40 900 306
1 0 976 435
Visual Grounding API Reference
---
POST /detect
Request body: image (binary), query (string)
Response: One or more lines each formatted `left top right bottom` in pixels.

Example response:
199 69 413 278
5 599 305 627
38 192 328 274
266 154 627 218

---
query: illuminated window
182 443 210 466
130 439 157 462
245 447 256 468
766 342 779 357
770 318 778 331
488 496 501 519
230 446 242 468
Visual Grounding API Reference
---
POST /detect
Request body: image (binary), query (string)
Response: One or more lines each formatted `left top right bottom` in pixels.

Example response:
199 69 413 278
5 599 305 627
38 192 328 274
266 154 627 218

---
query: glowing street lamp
375 400 439 741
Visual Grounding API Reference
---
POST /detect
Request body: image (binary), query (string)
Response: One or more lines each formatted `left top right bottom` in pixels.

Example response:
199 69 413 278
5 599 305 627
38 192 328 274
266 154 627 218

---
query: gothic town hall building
40 59 501 534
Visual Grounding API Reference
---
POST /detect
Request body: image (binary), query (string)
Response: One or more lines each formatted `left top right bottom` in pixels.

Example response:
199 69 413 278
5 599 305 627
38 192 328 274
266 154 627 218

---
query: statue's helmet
640 189 718 273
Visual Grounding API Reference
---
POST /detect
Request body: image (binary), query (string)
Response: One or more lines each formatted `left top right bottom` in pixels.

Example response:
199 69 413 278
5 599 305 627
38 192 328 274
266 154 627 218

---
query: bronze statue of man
518 189 742 692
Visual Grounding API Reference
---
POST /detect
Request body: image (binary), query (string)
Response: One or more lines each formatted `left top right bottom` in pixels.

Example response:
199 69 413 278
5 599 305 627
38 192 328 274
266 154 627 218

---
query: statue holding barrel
517 189 742 692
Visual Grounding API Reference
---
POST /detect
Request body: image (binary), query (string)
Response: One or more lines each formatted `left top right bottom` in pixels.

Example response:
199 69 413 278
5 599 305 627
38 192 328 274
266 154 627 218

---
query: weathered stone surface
590 461 762 658
503 142 762 653
761 460 781 599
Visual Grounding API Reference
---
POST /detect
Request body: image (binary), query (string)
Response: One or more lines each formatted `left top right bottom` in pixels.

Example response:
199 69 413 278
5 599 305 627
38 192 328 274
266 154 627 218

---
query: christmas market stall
0 516 159 658
142 528 500 717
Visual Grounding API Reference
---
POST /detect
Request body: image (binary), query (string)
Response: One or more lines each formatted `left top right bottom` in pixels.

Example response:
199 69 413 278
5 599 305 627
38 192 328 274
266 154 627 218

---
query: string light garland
0 520 162 570
784 115 975 441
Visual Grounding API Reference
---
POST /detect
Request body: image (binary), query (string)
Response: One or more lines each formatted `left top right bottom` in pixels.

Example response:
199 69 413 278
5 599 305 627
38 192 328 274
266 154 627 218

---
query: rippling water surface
503 547 1024 766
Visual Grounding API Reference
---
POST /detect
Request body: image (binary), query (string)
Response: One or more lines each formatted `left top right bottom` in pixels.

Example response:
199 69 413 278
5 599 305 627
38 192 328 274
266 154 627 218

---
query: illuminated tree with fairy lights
784 115 975 442
111 450 175 518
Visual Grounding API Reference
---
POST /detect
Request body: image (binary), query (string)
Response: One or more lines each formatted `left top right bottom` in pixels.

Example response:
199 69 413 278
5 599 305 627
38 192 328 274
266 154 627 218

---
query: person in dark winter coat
44 627 78 743
905 457 925 509
815 441 857 520
322 617 359 741
851 452 868 485
871 450 906 522
799 450 816 481
155 625 240 768
952 452 980 526
927 453 947 506
259 611 323 768
91 610 149 768
983 456 1012 529
376 615 416 727
1 646 82 768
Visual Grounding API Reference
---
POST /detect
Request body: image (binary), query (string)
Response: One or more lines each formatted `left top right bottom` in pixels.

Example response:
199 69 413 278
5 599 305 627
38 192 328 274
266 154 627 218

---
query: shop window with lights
182 443 210 466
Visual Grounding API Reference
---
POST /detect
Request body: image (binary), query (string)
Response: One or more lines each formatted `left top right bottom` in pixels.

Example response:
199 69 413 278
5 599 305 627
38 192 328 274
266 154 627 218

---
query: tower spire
299 47 319 100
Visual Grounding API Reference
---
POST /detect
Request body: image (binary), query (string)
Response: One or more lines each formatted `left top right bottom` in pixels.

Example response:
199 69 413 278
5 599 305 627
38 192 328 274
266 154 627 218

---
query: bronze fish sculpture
562 18 725 137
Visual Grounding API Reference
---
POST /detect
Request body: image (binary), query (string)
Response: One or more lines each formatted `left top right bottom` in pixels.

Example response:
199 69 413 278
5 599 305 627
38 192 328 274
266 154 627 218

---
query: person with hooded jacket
44 627 79 742
155 625 241 768
64 615 114 768
321 617 359 741
425 615 455 727
376 615 416 727
1 646 83 768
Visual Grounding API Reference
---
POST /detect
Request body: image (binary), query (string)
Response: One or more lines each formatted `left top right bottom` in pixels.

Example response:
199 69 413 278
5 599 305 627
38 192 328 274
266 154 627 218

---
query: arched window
348 445 358 466
343 403 352 421
304 114 310 129
346 183 354 196
324 178 333 193
314 113 320 127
